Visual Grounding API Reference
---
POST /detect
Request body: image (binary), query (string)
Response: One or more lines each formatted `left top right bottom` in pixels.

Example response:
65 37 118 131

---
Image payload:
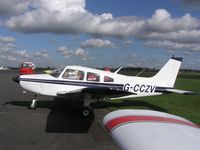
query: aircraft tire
82 106 93 118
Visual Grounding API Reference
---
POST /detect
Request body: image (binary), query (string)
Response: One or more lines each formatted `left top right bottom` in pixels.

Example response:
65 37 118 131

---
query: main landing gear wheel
82 106 93 118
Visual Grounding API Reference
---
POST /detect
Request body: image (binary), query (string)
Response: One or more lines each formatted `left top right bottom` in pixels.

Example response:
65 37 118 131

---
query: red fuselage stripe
106 115 200 132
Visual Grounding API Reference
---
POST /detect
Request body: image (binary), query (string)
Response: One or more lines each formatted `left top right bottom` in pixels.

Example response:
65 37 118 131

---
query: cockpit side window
104 76 114 82
87 72 100 82
62 69 84 80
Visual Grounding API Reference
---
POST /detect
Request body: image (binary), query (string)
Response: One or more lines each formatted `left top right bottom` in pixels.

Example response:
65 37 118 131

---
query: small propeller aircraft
12 56 192 117
103 109 200 150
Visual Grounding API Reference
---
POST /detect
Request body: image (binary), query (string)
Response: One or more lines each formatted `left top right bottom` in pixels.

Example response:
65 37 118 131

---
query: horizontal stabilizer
111 93 162 100
165 89 194 95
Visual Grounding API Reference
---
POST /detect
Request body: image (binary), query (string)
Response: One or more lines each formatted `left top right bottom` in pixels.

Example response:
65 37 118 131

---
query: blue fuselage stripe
20 78 171 93
20 78 124 89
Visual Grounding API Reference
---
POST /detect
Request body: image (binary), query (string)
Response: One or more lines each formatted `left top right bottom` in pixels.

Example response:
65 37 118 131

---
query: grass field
101 72 200 124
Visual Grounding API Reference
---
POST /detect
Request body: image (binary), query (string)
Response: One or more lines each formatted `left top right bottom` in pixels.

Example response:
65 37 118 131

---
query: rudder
151 57 182 87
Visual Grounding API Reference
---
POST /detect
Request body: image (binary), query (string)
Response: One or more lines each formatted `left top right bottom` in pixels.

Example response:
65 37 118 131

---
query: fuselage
19 65 166 98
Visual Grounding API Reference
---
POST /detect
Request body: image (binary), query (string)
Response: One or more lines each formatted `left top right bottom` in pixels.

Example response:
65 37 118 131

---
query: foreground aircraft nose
12 76 19 83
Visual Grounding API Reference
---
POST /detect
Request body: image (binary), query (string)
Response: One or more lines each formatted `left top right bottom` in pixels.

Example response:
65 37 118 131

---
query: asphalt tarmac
0 70 118 150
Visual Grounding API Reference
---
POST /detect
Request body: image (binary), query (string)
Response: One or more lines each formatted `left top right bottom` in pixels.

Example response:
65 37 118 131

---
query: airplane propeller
12 76 19 83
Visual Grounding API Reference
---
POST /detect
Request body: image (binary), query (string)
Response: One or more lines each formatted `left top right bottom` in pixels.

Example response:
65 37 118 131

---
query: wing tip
171 55 183 62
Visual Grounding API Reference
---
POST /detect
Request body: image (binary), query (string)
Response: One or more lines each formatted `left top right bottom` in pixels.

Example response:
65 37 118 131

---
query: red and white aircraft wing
103 110 200 150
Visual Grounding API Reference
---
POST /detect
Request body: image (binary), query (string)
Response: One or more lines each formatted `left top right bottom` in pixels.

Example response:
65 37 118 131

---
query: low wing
57 87 134 98
82 87 133 97
103 110 200 150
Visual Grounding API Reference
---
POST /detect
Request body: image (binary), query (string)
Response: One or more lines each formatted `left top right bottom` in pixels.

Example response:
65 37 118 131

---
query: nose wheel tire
82 106 93 118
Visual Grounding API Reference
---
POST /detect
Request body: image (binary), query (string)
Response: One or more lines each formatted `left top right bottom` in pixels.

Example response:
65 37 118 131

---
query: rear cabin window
104 76 114 82
87 72 100 82
62 69 84 80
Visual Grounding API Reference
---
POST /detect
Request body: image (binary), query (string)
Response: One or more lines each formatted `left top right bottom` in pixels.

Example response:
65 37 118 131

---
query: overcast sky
0 0 200 69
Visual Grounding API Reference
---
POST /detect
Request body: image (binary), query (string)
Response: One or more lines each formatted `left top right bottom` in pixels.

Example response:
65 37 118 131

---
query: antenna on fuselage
114 67 122 74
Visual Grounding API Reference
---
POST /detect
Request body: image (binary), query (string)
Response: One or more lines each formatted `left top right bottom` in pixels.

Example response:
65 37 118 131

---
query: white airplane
103 109 200 150
12 56 192 117
0 66 10 70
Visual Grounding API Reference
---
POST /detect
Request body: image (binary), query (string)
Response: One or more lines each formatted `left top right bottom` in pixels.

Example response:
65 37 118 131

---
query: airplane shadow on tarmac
5 98 166 133
91 100 167 112
45 98 95 133
5 98 94 133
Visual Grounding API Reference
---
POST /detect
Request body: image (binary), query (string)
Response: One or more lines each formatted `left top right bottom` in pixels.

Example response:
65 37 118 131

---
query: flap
57 86 134 98
57 88 83 96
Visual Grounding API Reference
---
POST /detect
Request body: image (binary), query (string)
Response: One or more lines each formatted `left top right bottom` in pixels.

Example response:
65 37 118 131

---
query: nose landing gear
29 95 38 109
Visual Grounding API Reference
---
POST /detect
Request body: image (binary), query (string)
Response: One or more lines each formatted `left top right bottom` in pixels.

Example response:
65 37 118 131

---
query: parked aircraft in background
12 57 193 117
103 109 200 150
19 62 36 75
0 66 10 70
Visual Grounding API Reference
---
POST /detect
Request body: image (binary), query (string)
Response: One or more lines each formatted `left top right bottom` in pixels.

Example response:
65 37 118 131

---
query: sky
0 0 200 69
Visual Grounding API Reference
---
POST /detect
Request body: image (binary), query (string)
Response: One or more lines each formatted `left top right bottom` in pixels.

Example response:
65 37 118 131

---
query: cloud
5 1 200 37
34 49 49 58
5 0 141 37
0 37 51 66
2 0 200 52
137 10 200 51
145 40 200 51
0 36 16 52
0 54 16 61
0 49 52 67
0 49 30 66
128 54 137 61
137 10 200 37
141 30 200 44
75 48 89 60
0 0 29 16
0 36 16 43
80 39 114 48
0 43 16 52
57 46 73 58
123 40 133 46
57 46 89 61
5 0 97 33
15 50 31 59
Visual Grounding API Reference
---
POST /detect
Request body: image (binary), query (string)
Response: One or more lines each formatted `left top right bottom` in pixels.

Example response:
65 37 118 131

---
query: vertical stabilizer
152 57 182 87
